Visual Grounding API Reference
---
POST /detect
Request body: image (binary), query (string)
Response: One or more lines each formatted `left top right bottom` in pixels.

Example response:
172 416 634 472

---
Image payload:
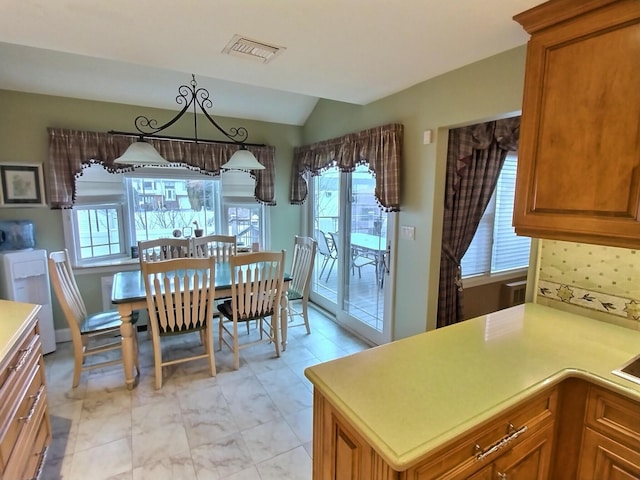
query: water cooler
0 249 57 354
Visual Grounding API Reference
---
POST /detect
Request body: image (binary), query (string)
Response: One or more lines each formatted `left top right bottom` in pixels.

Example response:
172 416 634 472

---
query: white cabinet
0 250 56 354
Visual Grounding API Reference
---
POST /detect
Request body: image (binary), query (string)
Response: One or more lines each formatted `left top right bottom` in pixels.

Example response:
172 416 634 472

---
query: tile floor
41 305 370 480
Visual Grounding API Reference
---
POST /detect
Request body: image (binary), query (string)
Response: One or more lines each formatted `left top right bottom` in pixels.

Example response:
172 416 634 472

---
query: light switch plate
401 225 415 240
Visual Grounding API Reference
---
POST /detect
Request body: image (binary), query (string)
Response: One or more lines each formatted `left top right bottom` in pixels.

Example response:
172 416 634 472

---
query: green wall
0 90 303 329
302 46 527 339
1 45 528 339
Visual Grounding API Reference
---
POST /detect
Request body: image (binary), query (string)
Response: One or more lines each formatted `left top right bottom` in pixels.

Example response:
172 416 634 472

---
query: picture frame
0 163 47 207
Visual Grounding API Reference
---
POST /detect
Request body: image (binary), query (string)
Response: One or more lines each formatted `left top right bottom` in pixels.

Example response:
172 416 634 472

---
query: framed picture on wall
0 163 47 207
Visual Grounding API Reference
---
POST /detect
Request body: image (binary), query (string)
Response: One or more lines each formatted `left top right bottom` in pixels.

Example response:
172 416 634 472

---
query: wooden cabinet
577 385 640 479
513 0 640 248
311 387 557 480
0 305 51 480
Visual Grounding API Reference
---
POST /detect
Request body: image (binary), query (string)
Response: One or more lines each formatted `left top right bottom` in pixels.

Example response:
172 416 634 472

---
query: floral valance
47 128 276 209
290 123 403 212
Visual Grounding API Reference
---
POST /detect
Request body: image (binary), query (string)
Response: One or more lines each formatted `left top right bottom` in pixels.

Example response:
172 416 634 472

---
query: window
67 203 126 263
461 153 531 279
64 165 267 266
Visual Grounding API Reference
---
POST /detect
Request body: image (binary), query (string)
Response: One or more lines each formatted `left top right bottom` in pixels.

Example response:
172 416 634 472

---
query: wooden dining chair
217 250 285 370
138 238 190 262
191 234 237 261
48 250 139 387
141 256 217 389
287 235 317 334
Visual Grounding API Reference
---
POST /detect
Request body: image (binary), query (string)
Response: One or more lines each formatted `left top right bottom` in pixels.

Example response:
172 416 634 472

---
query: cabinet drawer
0 325 38 396
407 388 557 480
585 386 640 450
3 386 49 480
0 352 45 472
21 413 51 480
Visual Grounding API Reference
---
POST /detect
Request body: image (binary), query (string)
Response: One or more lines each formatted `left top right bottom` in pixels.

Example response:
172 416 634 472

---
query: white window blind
461 153 530 278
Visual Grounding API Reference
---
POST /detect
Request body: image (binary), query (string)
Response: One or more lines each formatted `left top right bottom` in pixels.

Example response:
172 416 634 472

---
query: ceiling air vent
222 35 285 63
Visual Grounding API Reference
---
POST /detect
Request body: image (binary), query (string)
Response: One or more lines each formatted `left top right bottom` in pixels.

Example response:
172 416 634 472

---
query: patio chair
141 256 217 389
315 229 337 282
48 249 139 388
287 235 317 334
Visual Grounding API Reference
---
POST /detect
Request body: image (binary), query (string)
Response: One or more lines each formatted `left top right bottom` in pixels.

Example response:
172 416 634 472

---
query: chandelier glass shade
115 138 171 166
111 75 263 169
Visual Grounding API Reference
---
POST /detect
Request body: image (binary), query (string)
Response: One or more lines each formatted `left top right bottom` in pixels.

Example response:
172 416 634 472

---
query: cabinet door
513 0 640 248
578 428 640 480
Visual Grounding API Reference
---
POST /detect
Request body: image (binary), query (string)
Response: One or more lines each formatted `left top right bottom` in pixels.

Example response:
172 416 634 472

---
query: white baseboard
55 328 72 344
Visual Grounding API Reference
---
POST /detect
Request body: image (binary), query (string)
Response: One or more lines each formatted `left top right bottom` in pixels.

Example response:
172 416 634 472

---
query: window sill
462 268 528 289
73 257 140 275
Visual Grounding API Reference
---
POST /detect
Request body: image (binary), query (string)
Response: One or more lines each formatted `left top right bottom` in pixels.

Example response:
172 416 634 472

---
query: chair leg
205 323 216 378
319 256 329 280
152 332 163 390
325 258 336 282
302 300 311 335
72 339 84 388
233 320 240 370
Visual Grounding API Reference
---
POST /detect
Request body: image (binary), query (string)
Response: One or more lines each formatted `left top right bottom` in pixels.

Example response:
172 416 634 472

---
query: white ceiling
0 0 541 127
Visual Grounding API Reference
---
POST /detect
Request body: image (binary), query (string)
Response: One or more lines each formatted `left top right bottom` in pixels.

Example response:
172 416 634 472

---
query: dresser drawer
3 386 49 480
0 349 45 473
585 386 640 450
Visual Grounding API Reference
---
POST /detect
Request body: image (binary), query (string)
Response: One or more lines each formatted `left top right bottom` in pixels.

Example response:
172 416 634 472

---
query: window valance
47 128 276 209
290 123 402 212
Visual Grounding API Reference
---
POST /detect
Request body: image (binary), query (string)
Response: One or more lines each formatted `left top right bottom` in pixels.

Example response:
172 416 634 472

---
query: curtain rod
108 130 266 148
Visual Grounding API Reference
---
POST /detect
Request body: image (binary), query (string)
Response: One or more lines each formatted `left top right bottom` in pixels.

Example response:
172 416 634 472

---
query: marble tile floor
41 305 371 480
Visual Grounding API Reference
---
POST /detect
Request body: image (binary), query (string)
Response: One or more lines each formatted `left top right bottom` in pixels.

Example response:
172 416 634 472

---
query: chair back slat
142 257 216 334
48 250 88 333
191 234 237 262
230 251 285 321
138 238 190 263
289 236 316 298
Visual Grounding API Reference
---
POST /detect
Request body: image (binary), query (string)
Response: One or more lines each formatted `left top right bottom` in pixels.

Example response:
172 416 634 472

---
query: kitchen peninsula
305 303 640 479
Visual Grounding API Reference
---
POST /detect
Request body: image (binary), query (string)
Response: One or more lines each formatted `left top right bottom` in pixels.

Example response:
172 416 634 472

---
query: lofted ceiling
0 0 541 127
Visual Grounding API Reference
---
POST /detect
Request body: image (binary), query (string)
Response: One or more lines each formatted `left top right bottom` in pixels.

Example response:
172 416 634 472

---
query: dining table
111 262 292 390
350 232 389 286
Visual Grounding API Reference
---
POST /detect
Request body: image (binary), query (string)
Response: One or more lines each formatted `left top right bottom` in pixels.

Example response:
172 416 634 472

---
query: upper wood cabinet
513 0 640 248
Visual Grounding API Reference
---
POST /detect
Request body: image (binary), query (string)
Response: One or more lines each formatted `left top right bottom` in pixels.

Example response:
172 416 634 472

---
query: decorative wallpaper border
538 279 640 321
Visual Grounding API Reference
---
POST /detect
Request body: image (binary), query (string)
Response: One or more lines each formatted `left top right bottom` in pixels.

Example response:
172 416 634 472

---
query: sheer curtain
437 117 520 328
47 128 276 208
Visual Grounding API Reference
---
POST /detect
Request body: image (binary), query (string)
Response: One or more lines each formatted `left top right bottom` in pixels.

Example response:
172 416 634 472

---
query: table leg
280 292 289 351
117 304 139 390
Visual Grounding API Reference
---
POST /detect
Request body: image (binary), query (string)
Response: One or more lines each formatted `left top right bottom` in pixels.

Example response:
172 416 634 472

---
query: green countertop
0 299 41 361
304 303 640 471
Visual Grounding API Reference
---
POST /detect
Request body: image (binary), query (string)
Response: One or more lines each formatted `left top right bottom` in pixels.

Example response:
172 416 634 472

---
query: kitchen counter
304 303 640 471
0 299 41 361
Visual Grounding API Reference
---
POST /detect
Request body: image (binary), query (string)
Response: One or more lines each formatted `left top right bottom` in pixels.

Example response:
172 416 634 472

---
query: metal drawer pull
19 385 45 423
10 344 34 372
474 423 528 461
29 445 48 480
497 473 508 479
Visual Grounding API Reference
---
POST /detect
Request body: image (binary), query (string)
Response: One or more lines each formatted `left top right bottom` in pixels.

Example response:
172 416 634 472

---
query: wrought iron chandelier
109 74 265 170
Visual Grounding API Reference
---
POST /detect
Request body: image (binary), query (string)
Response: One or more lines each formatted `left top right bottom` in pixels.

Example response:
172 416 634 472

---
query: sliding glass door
309 165 394 345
